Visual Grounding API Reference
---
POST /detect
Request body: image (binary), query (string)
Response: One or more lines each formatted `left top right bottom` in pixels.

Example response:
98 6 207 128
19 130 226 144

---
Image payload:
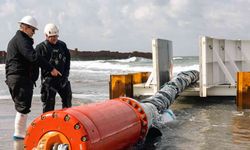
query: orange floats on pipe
24 97 148 150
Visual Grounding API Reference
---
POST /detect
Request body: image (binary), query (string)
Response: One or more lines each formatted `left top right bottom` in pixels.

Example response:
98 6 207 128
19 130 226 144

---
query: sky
1 0 250 56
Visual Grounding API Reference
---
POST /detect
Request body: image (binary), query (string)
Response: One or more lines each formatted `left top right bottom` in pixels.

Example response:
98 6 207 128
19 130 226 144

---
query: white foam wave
173 64 199 75
70 69 110 74
173 57 183 60
71 63 198 76
1 58 198 77
107 57 151 63
0 64 5 70
71 60 152 73
111 57 137 63
0 95 11 99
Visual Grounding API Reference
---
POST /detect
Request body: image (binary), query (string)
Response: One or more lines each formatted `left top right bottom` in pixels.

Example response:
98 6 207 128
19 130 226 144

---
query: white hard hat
18 15 38 30
44 23 59 36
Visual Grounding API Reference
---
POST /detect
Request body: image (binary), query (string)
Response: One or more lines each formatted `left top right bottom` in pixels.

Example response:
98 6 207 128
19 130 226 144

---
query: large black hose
141 70 199 113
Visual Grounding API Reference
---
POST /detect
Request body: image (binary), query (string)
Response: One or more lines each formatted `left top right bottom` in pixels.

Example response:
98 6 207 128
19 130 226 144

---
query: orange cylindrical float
24 97 148 150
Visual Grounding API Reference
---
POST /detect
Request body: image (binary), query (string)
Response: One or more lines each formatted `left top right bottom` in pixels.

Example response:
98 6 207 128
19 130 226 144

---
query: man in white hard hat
5 16 62 150
36 23 72 113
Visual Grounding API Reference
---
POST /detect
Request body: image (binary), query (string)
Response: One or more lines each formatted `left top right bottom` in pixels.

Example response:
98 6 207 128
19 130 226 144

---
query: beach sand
0 98 35 149
0 97 81 150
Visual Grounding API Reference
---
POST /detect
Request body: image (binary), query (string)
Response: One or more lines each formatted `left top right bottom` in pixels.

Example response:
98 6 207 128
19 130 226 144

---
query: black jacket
36 40 70 79
5 30 53 82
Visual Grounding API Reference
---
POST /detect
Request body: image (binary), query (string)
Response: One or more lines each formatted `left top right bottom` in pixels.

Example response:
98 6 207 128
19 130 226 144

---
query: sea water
1 56 250 149
0 56 199 101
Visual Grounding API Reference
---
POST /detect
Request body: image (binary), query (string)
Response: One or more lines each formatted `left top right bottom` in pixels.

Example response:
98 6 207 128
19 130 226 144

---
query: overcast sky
1 0 250 56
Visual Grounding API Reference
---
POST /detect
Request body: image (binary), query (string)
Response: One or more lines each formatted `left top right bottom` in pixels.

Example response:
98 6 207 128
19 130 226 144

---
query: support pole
237 72 250 109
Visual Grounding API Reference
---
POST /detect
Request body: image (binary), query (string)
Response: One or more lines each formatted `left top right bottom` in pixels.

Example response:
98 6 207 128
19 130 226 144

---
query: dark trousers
6 75 33 114
41 79 72 113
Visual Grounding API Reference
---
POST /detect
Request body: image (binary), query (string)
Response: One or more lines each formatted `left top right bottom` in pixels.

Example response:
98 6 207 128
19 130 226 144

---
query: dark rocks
0 50 152 63
69 49 152 60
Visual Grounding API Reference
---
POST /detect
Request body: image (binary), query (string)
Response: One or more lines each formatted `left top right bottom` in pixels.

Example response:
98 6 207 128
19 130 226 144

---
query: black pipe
141 70 199 113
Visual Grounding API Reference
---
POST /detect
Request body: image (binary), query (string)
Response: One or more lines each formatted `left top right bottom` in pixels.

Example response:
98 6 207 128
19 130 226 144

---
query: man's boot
13 112 27 150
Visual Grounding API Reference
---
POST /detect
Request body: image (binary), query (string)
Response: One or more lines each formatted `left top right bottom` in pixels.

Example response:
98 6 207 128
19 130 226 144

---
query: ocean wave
173 64 199 75
0 64 5 70
70 69 111 74
109 57 138 63
71 66 152 74
0 57 198 76
71 61 198 76
71 60 152 72
0 95 11 99
102 57 151 63
173 57 183 60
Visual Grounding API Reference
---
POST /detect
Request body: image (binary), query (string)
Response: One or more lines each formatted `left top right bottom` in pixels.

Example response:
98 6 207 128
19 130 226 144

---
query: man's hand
50 68 62 76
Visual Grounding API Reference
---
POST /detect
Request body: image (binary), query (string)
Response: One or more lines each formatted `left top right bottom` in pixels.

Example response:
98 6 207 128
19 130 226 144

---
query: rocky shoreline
0 50 152 63
69 49 152 60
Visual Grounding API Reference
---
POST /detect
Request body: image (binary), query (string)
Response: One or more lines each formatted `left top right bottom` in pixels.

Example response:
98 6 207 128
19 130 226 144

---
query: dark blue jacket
36 40 70 79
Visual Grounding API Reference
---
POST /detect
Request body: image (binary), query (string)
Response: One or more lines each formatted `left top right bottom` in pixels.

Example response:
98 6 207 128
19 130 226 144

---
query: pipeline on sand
24 70 199 150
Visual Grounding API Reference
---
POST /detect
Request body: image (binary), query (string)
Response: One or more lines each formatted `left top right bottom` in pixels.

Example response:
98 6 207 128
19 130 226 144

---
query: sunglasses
27 25 35 32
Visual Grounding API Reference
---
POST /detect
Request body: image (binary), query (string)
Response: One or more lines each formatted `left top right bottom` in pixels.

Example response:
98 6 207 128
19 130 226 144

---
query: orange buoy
24 97 148 150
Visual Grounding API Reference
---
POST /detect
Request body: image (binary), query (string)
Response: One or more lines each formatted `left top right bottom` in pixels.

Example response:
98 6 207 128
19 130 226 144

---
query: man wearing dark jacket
36 23 72 113
5 16 61 150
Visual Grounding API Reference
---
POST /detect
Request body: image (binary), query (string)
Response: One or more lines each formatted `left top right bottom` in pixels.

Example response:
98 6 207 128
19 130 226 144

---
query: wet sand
0 97 81 150
145 96 250 150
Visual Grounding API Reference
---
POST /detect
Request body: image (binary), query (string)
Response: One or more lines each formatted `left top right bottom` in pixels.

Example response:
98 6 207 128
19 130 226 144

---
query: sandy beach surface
0 98 36 149
0 97 81 150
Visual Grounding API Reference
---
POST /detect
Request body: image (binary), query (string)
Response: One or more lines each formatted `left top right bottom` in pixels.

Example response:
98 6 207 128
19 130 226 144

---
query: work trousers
41 78 72 113
6 75 33 114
